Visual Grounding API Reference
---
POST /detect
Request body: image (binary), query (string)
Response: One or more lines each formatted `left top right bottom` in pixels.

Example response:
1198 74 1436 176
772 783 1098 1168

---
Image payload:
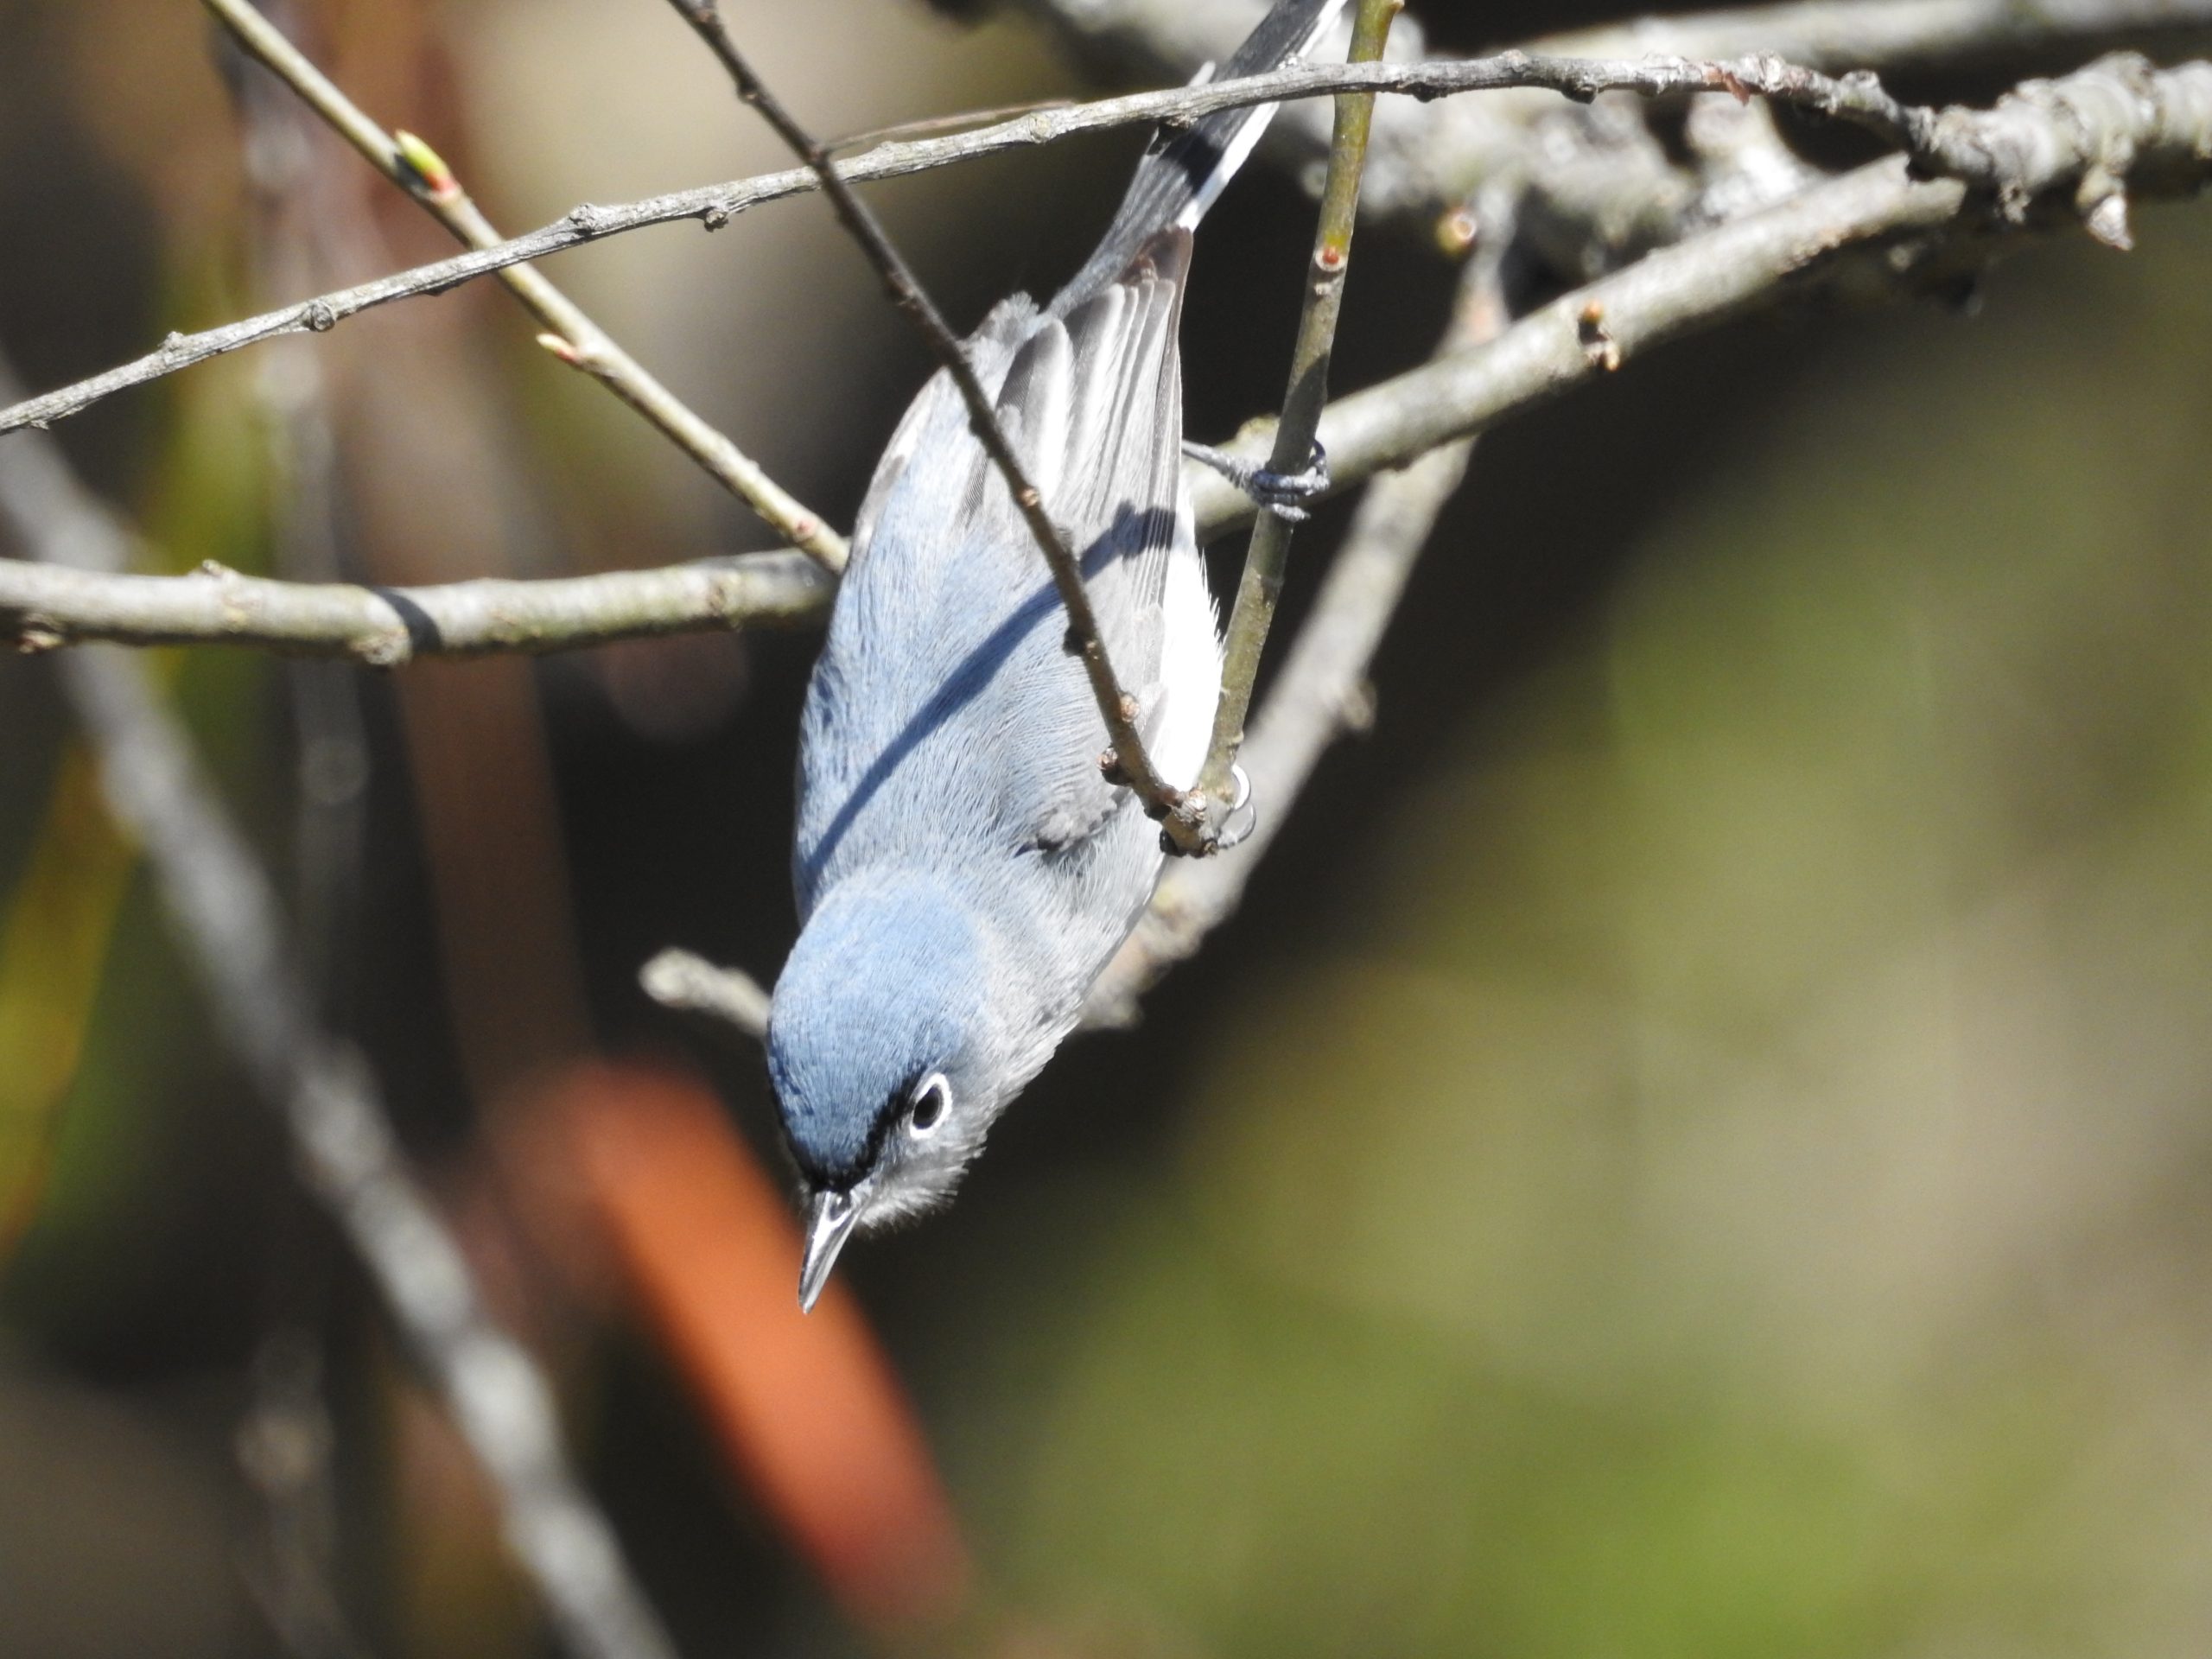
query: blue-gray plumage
769 0 1350 1309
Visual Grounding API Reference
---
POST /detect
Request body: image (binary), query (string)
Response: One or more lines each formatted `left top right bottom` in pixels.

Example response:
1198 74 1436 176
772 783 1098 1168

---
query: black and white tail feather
1054 0 1351 311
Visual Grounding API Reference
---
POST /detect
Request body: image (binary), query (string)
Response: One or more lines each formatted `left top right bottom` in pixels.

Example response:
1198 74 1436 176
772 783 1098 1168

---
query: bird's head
766 874 1007 1310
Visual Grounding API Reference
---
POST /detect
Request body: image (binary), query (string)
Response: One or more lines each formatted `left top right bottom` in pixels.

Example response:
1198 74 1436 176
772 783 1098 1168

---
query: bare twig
1019 0 2212 214
1187 56 2212 530
0 366 679 1659
205 0 844 569
0 550 833 661
639 948 772 1039
1529 0 2212 73
660 0 1192 839
1020 0 2212 80
1194 0 1398 842
13 45 2199 445
1086 212 1513 1022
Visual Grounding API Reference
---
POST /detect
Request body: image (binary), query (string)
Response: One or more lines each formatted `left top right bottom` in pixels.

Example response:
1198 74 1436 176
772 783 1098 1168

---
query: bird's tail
1051 0 1351 311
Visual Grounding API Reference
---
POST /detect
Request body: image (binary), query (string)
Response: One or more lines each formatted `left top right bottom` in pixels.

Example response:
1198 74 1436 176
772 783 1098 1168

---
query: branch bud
393 130 460 201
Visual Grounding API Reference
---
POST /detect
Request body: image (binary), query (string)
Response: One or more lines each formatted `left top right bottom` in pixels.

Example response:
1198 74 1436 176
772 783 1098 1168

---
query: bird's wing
795 239 1195 904
969 230 1195 852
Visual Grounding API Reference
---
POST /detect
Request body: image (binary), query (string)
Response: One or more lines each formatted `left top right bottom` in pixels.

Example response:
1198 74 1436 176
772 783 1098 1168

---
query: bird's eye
909 1072 950 1135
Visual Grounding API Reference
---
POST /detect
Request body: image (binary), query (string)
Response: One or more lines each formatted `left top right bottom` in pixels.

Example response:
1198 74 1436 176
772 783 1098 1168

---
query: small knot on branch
2083 188 2134 250
1140 784 1186 824
1706 61 1755 105
1578 300 1621 371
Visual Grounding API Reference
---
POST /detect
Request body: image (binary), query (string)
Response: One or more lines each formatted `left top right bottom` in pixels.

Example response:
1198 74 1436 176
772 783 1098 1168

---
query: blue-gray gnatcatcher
768 0 1350 1310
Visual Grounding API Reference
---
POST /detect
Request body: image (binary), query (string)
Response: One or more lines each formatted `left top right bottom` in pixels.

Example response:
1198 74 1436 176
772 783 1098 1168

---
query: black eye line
871 1068 931 1140
793 1071 939 1192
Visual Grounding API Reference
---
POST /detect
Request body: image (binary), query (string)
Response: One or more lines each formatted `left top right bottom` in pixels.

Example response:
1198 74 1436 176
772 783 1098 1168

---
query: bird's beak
798 1188 865 1313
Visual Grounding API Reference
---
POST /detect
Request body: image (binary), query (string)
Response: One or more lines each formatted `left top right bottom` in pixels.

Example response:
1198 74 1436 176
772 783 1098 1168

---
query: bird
767 0 1349 1311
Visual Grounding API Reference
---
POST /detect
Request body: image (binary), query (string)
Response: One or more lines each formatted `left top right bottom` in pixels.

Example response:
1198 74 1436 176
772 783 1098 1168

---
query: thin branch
1018 0 2212 216
10 45 2199 442
1195 0 1399 840
0 550 834 662
10 48 2212 659
639 948 772 1039
205 0 845 569
659 0 1192 841
1186 54 2212 531
1086 210 1514 1023
1529 0 2212 73
0 367 678 1659
1020 0 2212 82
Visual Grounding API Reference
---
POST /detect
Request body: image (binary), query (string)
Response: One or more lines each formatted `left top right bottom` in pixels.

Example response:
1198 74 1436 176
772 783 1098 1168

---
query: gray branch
639 948 772 1039
0 549 834 662
1019 0 2212 78
1188 53 2212 530
4 54 2209 658
1529 0 2212 72
0 376 677 1659
6 41 2207 440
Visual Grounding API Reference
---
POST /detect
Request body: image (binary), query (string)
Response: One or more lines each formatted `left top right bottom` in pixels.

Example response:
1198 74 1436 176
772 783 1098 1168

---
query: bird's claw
1184 439 1330 522
1216 762 1257 851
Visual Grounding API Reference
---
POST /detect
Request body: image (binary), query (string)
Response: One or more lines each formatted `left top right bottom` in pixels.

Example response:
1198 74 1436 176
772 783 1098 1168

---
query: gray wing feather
795 235 1193 912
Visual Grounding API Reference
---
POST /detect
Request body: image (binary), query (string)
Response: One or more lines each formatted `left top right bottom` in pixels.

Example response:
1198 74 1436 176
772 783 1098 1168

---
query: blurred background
4 0 2212 1656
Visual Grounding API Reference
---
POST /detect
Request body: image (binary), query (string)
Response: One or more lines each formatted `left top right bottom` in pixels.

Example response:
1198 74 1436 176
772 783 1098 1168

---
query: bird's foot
1184 439 1330 523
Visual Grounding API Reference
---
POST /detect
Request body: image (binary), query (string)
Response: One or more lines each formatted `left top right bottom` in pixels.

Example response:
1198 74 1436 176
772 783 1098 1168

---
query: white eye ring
909 1072 951 1136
